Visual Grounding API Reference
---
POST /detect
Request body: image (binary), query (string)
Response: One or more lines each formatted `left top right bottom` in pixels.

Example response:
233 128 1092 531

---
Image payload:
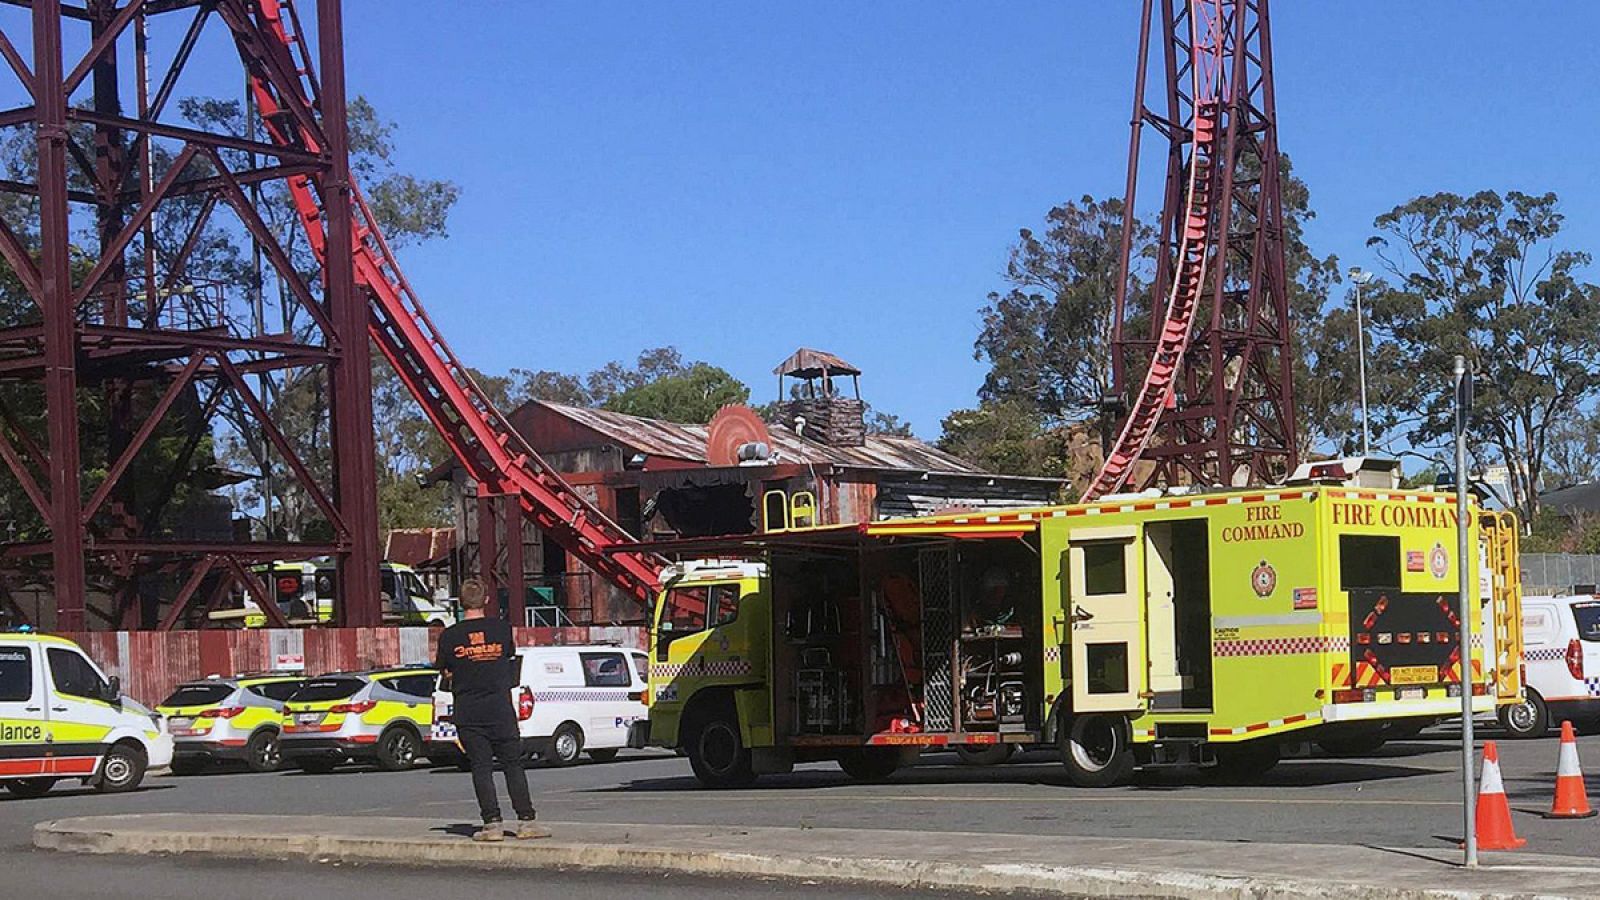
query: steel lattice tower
0 0 382 629
1107 0 1298 491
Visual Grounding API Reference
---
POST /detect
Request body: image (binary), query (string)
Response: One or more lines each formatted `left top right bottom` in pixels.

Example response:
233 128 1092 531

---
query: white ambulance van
1501 595 1600 738
428 644 648 767
0 632 174 796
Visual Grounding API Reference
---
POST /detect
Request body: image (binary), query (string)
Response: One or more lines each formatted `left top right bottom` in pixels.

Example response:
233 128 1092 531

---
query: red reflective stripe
47 756 99 776
347 734 379 744
0 758 45 776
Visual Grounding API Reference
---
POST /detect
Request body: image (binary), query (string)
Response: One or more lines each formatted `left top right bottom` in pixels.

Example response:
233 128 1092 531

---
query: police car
0 632 173 797
157 674 302 774
1502 595 1600 737
279 666 436 772
429 645 648 767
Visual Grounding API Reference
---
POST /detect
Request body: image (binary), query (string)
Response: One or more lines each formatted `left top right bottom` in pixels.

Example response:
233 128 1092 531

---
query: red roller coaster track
1085 0 1298 500
248 0 664 605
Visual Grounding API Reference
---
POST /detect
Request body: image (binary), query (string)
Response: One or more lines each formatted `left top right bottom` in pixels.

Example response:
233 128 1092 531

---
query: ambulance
635 475 1524 788
0 632 174 797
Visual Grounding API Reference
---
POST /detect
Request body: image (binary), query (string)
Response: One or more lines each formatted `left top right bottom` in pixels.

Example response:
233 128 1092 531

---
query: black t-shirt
434 617 517 725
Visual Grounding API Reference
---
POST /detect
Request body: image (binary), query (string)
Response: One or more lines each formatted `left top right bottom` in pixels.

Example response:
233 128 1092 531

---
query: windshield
161 684 234 707
1575 601 1600 642
287 677 364 703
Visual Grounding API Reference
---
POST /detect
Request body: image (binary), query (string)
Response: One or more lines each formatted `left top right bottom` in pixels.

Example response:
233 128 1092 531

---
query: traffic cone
1475 741 1527 850
1545 721 1596 819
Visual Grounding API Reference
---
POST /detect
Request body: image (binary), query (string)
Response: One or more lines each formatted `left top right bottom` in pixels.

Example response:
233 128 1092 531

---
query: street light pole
1349 268 1376 457
1455 354 1477 868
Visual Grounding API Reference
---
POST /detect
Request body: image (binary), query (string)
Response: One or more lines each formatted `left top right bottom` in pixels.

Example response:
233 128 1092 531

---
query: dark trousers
456 719 534 824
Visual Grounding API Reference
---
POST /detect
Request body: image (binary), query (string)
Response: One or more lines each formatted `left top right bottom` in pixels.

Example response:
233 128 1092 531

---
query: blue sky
239 4 1600 438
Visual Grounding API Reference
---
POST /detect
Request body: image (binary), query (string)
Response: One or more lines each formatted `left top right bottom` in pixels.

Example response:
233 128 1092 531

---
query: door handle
51 706 68 713
1071 605 1095 622
23 706 41 712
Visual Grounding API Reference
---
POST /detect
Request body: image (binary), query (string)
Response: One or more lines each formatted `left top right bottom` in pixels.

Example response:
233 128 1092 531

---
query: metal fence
1520 554 1600 595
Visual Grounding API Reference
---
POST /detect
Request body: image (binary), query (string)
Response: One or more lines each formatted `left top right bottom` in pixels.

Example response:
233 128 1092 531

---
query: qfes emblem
1429 543 1449 579
1251 560 1277 598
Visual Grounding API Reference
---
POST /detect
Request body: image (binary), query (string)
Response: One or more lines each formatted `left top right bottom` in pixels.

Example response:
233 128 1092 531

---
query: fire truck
632 474 1524 787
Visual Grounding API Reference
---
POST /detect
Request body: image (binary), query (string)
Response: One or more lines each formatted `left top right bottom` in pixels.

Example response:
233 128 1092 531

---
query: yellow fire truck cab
635 480 1524 788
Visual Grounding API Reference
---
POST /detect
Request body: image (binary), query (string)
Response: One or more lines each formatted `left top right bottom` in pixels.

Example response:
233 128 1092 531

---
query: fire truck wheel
1060 714 1134 788
1497 690 1548 739
686 715 755 788
837 747 906 782
954 743 1016 766
1209 742 1280 781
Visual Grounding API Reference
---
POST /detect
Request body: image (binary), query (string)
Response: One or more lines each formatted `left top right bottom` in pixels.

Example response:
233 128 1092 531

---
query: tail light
517 687 535 721
1332 689 1368 704
330 700 377 715
198 707 244 719
1567 639 1585 680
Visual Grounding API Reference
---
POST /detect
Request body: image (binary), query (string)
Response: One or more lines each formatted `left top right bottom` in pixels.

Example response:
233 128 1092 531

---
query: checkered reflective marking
534 691 633 703
1044 646 1062 662
652 660 753 678
432 722 457 741
1213 636 1348 657
1526 647 1567 662
1587 677 1600 698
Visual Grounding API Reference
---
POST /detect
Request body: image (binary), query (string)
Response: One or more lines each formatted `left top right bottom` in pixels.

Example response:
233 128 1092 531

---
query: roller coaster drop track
246 0 663 605
1084 0 1298 501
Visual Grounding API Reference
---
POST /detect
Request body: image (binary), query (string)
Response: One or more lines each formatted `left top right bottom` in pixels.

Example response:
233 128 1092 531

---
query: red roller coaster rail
1086 0 1298 500
249 0 663 605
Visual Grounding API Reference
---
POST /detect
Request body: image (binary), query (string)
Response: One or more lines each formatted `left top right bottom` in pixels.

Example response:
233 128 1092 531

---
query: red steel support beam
476 490 499 614
317 0 381 627
503 494 525 627
33 0 87 630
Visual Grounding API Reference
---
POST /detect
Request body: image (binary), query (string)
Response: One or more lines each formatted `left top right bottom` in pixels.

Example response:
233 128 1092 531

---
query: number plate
169 716 193 730
1391 666 1438 685
1397 687 1426 701
295 712 323 726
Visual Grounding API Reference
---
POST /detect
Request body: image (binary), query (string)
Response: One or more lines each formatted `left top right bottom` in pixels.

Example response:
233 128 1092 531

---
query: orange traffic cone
1545 721 1596 819
1475 741 1527 850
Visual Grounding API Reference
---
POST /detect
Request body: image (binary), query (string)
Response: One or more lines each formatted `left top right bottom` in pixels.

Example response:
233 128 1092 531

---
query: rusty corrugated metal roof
773 348 861 378
536 400 987 475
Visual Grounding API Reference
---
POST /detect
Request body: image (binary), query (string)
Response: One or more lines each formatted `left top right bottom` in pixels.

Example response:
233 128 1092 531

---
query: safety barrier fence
57 625 646 707
1520 553 1600 596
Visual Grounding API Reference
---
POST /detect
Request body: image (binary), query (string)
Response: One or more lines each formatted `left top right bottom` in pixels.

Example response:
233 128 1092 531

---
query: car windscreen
1575 601 1600 642
160 684 235 707
286 677 364 703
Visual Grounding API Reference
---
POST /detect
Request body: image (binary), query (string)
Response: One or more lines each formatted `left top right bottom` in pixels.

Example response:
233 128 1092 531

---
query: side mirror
106 675 122 704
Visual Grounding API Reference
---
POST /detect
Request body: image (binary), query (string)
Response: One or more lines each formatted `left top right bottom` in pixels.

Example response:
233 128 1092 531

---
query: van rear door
1573 600 1600 693
0 643 45 777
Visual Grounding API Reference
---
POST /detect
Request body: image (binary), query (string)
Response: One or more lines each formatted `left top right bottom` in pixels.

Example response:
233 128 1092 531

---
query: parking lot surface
3 726 1598 897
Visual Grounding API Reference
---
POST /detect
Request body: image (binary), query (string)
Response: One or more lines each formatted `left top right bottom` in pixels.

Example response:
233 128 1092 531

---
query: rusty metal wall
58 625 645 707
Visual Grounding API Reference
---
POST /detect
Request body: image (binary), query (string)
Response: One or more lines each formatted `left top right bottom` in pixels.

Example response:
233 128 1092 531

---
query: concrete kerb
32 815 1600 900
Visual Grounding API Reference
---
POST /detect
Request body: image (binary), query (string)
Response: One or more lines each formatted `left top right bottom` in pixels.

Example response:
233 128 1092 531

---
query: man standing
434 578 546 841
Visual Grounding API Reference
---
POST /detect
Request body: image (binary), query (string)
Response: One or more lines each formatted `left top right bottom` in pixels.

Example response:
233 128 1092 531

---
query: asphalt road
2 725 1597 898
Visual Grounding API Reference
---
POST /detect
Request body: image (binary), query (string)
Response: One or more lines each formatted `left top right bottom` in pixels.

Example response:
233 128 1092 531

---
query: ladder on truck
1082 3 1228 502
241 0 663 605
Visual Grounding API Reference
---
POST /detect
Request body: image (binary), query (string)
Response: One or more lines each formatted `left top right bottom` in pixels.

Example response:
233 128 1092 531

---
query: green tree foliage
958 157 1351 480
603 362 750 424
937 401 1068 477
974 196 1145 424
1366 190 1600 522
